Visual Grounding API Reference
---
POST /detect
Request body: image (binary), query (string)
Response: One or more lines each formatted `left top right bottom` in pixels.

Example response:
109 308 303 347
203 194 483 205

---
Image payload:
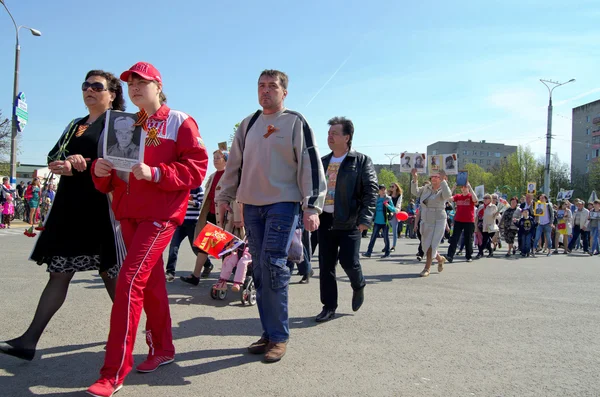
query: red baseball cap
120 62 162 83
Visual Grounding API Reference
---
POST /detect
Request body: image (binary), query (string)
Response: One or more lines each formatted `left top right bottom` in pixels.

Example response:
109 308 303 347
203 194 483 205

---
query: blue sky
1 0 598 177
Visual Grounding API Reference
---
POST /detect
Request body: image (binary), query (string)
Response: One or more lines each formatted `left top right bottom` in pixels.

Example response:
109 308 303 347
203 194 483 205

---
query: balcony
593 144 600 150
593 117 600 124
592 130 600 137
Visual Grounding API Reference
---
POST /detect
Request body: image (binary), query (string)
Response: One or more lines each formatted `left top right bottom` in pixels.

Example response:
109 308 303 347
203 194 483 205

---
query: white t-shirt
323 153 348 214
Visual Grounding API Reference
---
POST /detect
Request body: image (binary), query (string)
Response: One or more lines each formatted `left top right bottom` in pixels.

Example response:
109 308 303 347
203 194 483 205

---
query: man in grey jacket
217 69 326 363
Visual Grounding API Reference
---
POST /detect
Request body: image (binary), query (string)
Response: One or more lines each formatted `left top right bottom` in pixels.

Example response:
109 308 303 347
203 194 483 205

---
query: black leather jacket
321 150 378 230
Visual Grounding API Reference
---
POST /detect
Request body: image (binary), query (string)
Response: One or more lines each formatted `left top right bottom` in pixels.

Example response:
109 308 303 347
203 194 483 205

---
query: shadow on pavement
172 315 322 341
364 273 421 283
0 346 259 394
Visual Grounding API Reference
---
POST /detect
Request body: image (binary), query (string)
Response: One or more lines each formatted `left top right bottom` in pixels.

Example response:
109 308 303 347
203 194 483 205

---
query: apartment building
427 140 517 171
571 99 600 181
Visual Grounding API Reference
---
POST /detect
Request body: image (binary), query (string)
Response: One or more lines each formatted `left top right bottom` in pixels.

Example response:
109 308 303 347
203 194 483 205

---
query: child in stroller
213 241 251 292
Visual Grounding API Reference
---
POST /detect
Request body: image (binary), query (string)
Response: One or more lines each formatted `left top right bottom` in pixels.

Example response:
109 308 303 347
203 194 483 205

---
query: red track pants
100 219 176 385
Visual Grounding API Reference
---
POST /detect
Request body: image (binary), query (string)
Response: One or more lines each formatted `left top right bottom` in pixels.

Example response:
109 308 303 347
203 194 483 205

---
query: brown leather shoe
263 341 288 363
247 337 270 355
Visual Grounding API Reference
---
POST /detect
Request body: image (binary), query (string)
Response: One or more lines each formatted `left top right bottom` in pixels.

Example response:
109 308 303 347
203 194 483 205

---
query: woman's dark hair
159 91 167 104
85 70 126 111
510 196 519 204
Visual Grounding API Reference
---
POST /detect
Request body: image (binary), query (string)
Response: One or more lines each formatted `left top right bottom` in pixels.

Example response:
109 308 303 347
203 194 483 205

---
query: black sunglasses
81 82 108 92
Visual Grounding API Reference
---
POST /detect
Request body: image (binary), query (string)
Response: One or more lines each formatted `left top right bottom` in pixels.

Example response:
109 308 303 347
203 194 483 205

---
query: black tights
7 272 116 350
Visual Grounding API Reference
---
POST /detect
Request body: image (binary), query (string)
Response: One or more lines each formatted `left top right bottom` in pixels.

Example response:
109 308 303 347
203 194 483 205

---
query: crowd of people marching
0 177 56 228
365 181 600 275
0 64 596 397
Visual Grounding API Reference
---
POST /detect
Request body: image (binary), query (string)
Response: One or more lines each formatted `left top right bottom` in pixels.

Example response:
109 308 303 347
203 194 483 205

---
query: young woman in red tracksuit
87 62 208 397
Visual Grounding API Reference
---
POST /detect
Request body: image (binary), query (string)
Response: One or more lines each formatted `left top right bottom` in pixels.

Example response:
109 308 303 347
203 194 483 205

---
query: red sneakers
86 379 123 397
136 355 175 373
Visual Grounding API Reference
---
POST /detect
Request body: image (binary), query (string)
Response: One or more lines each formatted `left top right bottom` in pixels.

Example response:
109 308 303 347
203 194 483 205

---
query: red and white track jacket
92 104 209 225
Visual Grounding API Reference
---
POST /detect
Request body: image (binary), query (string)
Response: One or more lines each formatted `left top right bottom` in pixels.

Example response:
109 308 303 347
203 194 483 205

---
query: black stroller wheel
246 279 257 306
217 289 227 300
210 287 218 300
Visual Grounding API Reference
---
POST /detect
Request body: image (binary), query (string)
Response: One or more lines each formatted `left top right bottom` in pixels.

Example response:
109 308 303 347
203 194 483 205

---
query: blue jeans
591 226 600 254
366 223 390 255
534 223 552 252
244 202 299 343
520 232 532 254
390 218 399 248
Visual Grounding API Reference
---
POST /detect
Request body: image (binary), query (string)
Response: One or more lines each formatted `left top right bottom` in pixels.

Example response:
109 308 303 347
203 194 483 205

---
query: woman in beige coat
475 194 499 258
411 168 452 277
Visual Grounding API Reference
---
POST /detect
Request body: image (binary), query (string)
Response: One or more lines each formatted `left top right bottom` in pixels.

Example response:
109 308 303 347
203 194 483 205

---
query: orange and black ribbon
134 109 149 131
75 124 89 137
145 126 161 147
264 124 278 138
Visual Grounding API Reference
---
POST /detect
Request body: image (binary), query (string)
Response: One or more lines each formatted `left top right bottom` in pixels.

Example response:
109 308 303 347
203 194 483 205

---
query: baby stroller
210 241 256 306
210 261 255 305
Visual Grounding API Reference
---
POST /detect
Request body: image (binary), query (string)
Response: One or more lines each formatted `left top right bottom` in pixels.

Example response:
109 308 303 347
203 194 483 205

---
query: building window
463 150 467 155
587 128 591 135
587 142 591 148
432 150 438 155
487 160 491 165
587 166 590 173
587 154 591 161
472 159 477 164
495 152 501 157
587 116 591 123
487 151 491 156
596 149 600 157
479 159 484 164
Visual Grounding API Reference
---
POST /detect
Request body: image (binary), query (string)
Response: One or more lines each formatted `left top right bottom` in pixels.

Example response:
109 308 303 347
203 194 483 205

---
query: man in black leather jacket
315 117 378 323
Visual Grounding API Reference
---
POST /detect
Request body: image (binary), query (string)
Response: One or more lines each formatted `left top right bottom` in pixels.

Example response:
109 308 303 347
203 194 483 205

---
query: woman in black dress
0 70 126 361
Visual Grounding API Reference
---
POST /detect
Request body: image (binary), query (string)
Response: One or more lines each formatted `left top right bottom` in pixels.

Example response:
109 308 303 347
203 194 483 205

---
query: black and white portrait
103 110 144 172
442 153 458 175
414 154 426 172
400 153 413 172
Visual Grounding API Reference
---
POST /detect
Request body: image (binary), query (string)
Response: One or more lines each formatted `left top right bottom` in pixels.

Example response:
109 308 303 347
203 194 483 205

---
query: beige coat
411 179 452 253
476 204 499 233
194 171 245 240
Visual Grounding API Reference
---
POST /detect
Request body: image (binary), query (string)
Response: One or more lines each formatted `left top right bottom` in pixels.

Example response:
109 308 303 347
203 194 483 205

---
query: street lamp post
1 0 41 187
384 153 400 171
540 78 575 196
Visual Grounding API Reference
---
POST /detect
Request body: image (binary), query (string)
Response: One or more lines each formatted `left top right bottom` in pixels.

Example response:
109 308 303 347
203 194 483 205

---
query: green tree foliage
586 161 600 199
0 113 11 162
377 168 397 190
463 163 494 191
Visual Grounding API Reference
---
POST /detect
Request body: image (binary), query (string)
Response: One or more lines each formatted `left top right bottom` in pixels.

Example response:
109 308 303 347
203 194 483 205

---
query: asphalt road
1 226 599 396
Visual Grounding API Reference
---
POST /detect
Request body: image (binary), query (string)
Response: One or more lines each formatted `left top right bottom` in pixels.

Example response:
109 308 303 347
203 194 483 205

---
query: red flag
193 222 242 258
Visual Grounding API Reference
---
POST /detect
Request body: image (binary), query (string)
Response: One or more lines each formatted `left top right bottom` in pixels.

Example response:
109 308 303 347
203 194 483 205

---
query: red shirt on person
453 194 476 223
207 170 224 214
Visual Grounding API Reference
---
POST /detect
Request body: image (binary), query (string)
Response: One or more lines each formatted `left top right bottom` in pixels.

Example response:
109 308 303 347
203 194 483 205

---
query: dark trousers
310 229 319 255
318 213 365 311
166 220 207 274
478 231 493 255
415 226 424 257
23 199 30 223
366 223 390 255
447 221 474 260
569 226 589 252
